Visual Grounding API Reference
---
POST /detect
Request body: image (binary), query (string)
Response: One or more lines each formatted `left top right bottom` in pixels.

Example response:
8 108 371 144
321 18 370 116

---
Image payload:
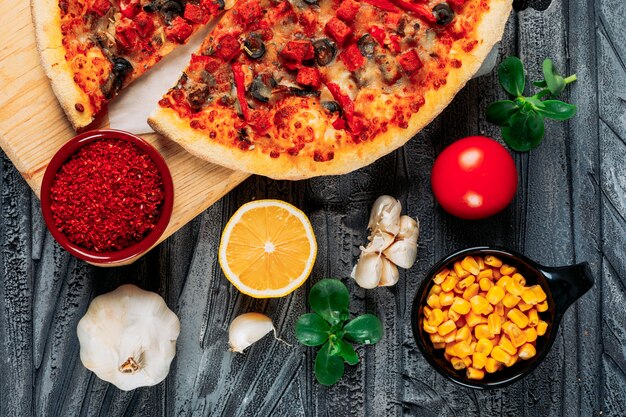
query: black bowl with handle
411 246 594 389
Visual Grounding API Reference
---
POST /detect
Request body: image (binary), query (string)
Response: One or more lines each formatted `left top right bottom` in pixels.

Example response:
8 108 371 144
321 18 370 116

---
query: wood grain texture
0 0 250 266
1 0 625 415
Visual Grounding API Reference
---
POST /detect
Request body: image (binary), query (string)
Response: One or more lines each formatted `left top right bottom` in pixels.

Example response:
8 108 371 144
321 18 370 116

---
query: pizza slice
148 0 511 179
33 0 230 129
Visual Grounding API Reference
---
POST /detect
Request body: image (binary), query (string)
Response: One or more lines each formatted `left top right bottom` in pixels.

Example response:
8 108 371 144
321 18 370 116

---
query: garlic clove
378 256 400 287
397 215 420 244
383 239 418 269
367 195 402 235
351 251 383 289
361 230 395 253
228 312 275 353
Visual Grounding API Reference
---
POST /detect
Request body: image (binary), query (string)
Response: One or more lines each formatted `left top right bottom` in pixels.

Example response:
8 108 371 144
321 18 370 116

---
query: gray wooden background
1 0 625 415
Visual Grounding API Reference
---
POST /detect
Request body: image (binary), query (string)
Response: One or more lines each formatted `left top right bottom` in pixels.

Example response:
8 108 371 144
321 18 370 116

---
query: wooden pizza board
0 0 251 266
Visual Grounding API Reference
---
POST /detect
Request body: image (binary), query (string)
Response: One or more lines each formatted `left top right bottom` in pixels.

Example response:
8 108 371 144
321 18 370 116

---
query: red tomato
431 136 517 220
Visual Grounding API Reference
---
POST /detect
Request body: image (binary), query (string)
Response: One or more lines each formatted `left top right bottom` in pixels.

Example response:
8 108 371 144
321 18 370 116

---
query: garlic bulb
229 312 276 353
351 252 383 289
352 196 419 289
368 195 402 235
77 284 180 391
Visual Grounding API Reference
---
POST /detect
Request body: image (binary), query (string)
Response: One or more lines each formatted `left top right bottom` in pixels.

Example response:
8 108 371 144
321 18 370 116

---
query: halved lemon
218 199 317 298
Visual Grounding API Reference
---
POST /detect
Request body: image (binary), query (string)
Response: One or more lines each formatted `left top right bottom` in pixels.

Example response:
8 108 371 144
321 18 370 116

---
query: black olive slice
321 101 341 113
303 0 318 4
161 0 183 24
433 3 454 26
313 39 336 67
357 34 377 58
243 34 266 60
249 75 273 102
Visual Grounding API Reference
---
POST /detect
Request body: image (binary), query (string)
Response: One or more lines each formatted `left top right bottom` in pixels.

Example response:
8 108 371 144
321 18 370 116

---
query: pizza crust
32 0 96 129
149 0 513 180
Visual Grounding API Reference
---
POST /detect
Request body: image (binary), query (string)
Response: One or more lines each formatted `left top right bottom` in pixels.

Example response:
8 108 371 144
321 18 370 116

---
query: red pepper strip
362 0 399 12
390 0 437 24
232 63 249 122
326 82 362 134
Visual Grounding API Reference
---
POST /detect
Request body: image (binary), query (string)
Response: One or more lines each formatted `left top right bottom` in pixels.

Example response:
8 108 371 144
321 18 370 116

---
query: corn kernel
512 273 526 286
445 343 456 357
438 319 456 336
482 303 494 315
457 275 476 290
490 346 511 364
430 333 445 343
462 356 472 368
454 341 472 358
492 269 502 279
491 334 501 346
477 256 486 271
487 313 501 335
479 277 493 291
451 297 471 315
461 256 481 276
428 308 444 326
485 357 499 373
453 261 471 279
423 319 438 334
500 264 516 275
470 295 490 314
536 320 548 336
475 324 492 340
537 300 548 312
465 311 486 327
507 280 524 297
448 309 461 322
444 352 451 361
444 329 457 343
433 268 450 285
439 291 455 307
495 302 505 316
441 275 459 292
430 284 442 296
423 306 432 319
476 338 493 356
498 336 517 355
471 352 487 370
455 316 466 328
533 285 547 302
504 353 518 367
433 342 446 349
505 323 527 348
452 286 465 295
518 343 537 360
484 256 503 268
451 356 466 370
524 327 537 343
477 268 493 280
496 275 512 289
486 286 505 305
427 293 441 309
462 283 480 300
466 367 485 380
502 293 521 308
528 309 539 327
456 325 471 342
517 302 533 312
521 288 539 305
507 308 529 328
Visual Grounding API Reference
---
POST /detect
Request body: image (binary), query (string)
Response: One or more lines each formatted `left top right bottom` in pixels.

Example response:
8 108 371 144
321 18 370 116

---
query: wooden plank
0 0 250 266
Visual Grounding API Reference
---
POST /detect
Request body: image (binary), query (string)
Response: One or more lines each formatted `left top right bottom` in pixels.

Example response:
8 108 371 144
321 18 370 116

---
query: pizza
32 0 230 129
148 0 512 179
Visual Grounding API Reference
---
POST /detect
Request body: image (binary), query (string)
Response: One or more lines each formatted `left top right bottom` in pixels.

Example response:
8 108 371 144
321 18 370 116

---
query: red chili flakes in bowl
49 139 165 252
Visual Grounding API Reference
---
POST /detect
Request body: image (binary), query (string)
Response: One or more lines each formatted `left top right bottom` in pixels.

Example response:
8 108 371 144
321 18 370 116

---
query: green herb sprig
486 56 577 151
295 279 383 386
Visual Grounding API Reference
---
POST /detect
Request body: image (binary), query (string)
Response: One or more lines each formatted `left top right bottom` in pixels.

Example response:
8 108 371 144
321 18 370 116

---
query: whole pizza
33 0 512 179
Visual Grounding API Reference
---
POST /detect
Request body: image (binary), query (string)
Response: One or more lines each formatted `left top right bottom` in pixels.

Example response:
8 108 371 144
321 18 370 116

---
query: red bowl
40 129 174 265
